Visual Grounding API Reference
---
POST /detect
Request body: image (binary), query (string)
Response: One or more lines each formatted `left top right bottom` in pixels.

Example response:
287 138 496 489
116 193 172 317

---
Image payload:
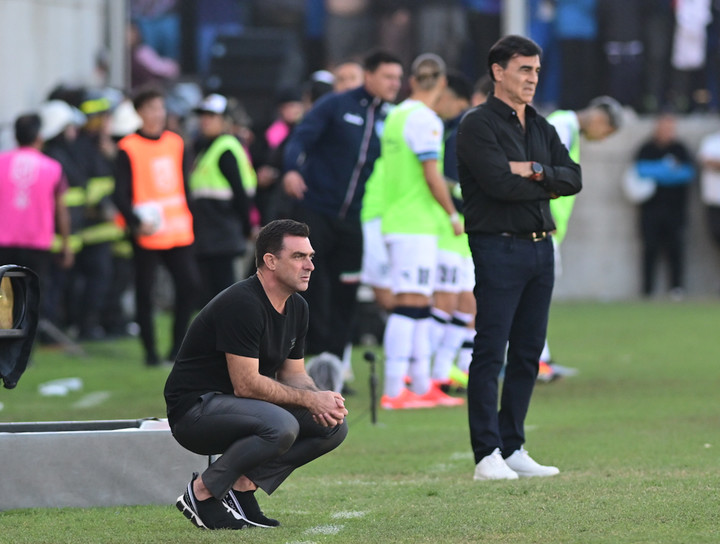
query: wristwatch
531 162 544 179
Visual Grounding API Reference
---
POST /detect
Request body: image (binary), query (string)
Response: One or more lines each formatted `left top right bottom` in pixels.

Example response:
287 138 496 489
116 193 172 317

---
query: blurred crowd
3 0 720 358
128 0 720 115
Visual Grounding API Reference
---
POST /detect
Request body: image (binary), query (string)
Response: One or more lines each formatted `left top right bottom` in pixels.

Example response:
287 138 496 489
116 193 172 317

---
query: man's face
492 54 540 107
273 235 315 292
584 111 616 141
198 112 225 137
137 97 166 134
434 88 470 120
334 63 364 92
364 62 403 102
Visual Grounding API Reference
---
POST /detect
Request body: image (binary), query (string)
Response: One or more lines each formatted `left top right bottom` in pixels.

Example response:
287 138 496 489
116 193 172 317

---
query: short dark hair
255 219 311 269
132 87 165 111
473 74 494 98
15 113 42 146
363 49 403 73
446 71 473 103
487 35 542 82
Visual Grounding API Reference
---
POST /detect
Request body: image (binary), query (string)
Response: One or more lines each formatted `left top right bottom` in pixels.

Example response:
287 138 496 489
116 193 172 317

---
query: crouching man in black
164 219 348 530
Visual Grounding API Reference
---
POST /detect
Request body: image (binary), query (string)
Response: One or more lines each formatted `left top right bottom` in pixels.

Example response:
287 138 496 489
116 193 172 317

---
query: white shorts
435 249 463 293
385 233 438 296
459 255 475 292
361 218 392 289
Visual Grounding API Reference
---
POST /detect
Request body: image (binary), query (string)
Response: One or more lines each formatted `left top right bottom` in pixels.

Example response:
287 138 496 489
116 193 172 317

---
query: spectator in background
282 50 403 374
555 0 599 110
463 0 502 80
0 113 73 301
333 60 364 92
642 0 675 113
669 0 712 113
597 0 645 110
71 91 122 340
253 88 306 226
39 100 87 334
634 114 696 299
101 99 143 338
130 0 180 61
113 88 202 366
540 96 624 381
373 1 414 72
195 0 248 74
528 0 561 110
303 70 335 108
698 127 720 261
189 94 254 303
415 0 467 70
304 0 327 74
324 0 373 68
471 74 493 106
128 21 180 92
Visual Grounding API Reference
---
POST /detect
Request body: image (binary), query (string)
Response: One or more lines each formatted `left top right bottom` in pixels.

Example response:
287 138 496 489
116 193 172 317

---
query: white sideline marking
72 391 111 408
450 451 473 461
331 511 367 520
305 524 344 535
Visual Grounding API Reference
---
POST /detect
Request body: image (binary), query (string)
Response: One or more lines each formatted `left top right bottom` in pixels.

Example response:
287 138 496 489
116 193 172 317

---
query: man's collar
487 94 537 121
357 85 383 106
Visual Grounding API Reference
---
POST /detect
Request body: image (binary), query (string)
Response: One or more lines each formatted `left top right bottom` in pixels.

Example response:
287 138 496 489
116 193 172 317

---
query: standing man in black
282 50 403 366
165 219 348 530
457 36 582 480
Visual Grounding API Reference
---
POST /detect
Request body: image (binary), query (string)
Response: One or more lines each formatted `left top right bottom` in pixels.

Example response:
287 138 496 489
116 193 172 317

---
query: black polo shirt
457 95 582 235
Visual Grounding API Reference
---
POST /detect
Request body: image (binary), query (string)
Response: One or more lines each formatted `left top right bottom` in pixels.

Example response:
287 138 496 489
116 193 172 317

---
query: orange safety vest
118 131 194 250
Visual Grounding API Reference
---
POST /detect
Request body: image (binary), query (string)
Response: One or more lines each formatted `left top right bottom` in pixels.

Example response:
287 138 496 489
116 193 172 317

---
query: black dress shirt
457 95 582 235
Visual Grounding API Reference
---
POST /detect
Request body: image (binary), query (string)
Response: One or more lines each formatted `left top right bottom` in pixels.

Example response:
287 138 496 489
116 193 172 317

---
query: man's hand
509 161 535 178
257 165 279 188
59 244 74 269
282 170 307 199
449 213 464 236
309 391 348 427
137 221 158 236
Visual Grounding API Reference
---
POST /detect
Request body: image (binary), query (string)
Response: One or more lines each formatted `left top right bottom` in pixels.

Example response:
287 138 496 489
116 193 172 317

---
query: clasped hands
312 390 348 428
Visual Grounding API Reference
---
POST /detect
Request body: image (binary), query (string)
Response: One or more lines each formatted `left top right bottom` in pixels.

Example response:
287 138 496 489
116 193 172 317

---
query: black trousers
467 234 555 462
171 393 348 498
290 205 363 358
70 242 113 333
640 202 686 294
132 243 202 362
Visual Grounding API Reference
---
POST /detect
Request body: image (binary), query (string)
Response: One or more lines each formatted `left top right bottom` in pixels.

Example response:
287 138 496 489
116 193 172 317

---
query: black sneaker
176 473 253 530
224 489 280 527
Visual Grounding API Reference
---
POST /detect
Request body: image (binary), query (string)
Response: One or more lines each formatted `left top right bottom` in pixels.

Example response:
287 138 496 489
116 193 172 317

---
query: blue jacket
284 86 392 220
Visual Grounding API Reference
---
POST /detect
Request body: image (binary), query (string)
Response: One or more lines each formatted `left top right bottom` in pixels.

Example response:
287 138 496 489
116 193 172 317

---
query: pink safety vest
0 147 65 250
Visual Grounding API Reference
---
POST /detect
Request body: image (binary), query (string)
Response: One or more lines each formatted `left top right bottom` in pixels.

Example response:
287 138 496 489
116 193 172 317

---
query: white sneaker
473 448 519 480
504 447 560 477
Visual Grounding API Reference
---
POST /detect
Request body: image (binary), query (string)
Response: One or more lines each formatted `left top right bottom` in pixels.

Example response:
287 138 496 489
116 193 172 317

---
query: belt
500 231 549 242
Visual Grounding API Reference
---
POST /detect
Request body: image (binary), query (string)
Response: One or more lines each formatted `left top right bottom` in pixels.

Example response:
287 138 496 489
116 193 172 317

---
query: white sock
540 339 551 364
382 313 415 397
432 319 470 381
342 342 354 381
428 308 450 357
409 317 432 395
